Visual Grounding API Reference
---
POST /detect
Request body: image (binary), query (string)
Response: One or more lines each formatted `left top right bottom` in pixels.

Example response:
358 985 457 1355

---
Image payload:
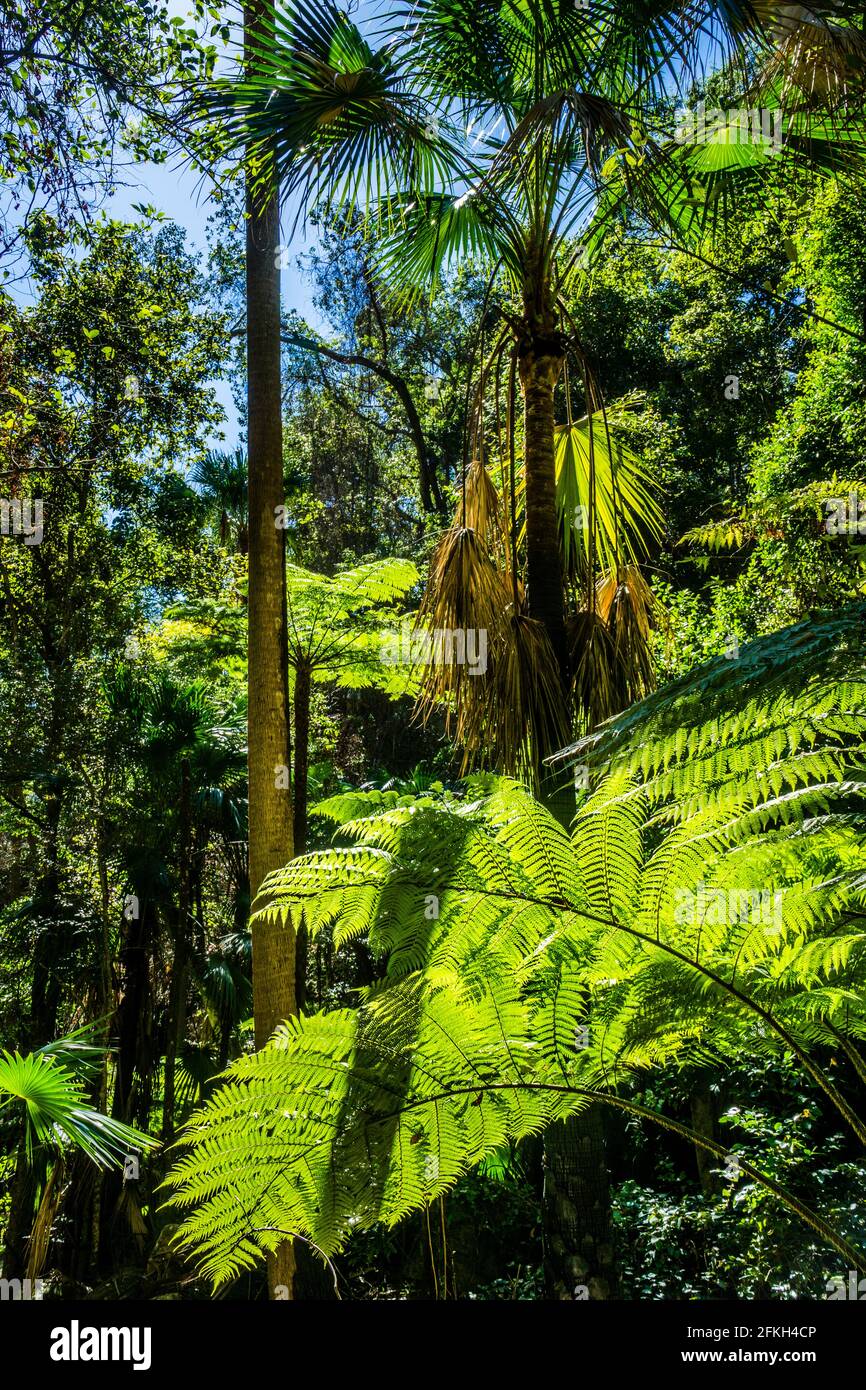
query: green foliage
553 405 665 575
166 604 866 1285
0 0 223 280
212 0 866 311
0 1039 156 1168
285 557 420 690
616 1061 866 1300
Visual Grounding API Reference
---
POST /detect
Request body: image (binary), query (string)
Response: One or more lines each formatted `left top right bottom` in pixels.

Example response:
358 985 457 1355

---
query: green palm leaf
0 1049 157 1168
551 410 665 573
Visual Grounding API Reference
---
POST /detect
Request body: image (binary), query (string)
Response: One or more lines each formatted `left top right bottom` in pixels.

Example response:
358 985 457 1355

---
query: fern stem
377 1082 866 1275
826 1026 866 1090
419 875 866 1149
605 914 866 1149
591 1091 866 1276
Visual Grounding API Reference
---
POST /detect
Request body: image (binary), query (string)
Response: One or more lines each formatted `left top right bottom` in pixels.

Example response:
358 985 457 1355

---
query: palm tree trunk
246 121 295 1047
292 662 310 858
245 0 296 1301
691 1085 721 1196
292 662 310 1011
162 758 192 1140
518 340 568 677
114 896 155 1126
518 336 575 822
519 316 615 1301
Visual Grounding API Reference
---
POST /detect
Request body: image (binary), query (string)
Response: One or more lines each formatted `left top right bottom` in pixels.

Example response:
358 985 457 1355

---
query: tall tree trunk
162 758 192 1140
292 662 310 1011
691 1085 721 1197
518 341 568 675
518 336 574 822
245 0 296 1301
518 297 615 1301
542 1107 616 1299
2 1148 36 1278
100 893 157 1272
292 663 310 858
30 780 63 1047
113 897 155 1126
7 714 66 1276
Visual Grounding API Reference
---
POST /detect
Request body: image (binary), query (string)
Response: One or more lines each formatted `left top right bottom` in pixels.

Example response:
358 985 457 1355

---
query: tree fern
165 605 866 1285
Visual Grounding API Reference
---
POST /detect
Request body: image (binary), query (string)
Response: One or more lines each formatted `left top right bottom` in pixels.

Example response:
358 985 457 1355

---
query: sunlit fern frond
166 608 866 1285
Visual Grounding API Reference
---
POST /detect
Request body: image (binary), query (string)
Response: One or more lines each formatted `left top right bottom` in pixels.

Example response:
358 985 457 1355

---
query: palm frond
0 1049 157 1169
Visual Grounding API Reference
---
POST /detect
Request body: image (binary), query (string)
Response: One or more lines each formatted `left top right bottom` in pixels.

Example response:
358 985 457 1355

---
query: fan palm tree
203 0 866 1298
191 449 250 554
205 0 866 788
104 670 248 1139
1 1033 156 1280
1 1040 153 1169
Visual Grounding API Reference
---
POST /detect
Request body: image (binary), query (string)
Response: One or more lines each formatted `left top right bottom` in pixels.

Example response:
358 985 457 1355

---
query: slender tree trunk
113 897 155 1126
518 338 575 822
245 0 296 1301
63 791 113 1284
518 342 568 675
246 56 295 1051
292 663 310 858
519 294 615 1300
30 783 63 1046
292 662 310 1011
542 1108 616 1300
691 1086 720 1196
8 722 65 1275
2 1148 35 1278
162 758 192 1140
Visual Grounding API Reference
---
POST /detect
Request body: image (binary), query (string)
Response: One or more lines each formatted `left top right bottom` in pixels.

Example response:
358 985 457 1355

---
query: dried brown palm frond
461 456 503 548
493 612 570 782
596 563 654 636
598 563 659 708
115 1182 149 1243
457 610 569 787
756 2 866 105
25 1157 67 1281
414 525 511 733
571 566 660 726
414 531 567 785
570 608 622 729
419 525 505 635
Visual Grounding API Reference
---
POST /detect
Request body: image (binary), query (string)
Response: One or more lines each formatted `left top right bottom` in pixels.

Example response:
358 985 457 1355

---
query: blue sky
102 0 359 446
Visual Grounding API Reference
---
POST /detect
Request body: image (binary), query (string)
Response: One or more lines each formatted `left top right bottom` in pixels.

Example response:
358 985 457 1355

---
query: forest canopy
1 0 866 1319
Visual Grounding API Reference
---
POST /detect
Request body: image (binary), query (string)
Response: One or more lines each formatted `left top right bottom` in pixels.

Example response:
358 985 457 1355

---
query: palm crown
207 1 866 783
